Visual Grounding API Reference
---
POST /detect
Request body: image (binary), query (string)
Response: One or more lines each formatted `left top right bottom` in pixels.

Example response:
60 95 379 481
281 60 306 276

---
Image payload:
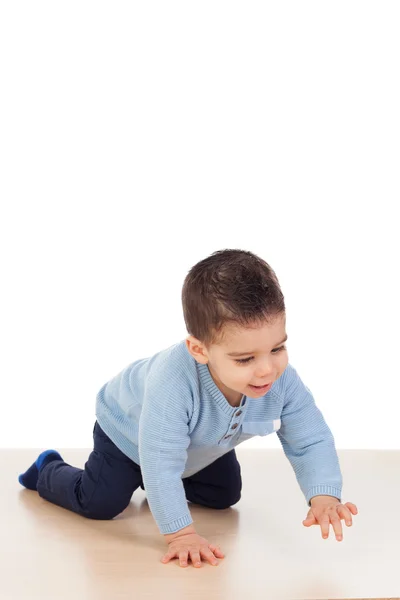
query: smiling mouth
249 382 272 389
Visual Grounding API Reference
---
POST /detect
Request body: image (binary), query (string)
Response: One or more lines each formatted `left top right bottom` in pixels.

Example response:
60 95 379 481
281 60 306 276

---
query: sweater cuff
306 486 342 506
159 513 194 535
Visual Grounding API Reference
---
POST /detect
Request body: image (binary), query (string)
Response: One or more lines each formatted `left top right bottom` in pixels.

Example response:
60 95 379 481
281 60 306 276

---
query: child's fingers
179 550 189 568
303 510 317 527
199 547 219 566
319 515 330 539
208 544 225 558
337 504 353 526
189 550 202 568
161 550 176 564
344 502 358 515
329 513 343 541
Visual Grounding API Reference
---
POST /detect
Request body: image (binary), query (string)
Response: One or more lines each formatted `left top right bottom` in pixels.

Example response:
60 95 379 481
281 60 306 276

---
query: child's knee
213 490 242 510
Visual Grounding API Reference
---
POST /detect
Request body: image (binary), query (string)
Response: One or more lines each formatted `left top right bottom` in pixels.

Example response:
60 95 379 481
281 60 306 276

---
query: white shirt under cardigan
96 339 342 534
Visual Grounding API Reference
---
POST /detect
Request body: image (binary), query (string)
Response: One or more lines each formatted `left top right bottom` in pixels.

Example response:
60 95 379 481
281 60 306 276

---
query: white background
1 1 399 449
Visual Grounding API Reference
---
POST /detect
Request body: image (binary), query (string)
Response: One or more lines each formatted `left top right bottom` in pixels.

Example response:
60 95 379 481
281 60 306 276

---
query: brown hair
181 249 285 348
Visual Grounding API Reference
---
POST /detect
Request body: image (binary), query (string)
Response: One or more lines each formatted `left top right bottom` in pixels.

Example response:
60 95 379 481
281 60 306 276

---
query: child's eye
234 345 286 365
272 344 286 354
235 356 254 364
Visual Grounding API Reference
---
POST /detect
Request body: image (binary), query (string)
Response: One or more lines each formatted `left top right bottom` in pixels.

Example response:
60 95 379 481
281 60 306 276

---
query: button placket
219 403 247 444
229 408 244 433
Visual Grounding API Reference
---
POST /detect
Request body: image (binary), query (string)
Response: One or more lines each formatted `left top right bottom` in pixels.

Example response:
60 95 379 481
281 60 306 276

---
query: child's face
186 313 288 406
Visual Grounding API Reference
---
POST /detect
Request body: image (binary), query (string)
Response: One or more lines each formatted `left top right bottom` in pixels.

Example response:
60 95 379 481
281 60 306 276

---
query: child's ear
185 336 209 364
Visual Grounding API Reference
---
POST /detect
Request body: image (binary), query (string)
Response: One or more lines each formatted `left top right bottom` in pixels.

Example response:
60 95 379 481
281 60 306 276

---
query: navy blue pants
36 422 242 519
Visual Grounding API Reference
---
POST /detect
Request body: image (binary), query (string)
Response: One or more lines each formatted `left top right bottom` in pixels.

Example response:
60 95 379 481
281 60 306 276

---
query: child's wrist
164 524 196 543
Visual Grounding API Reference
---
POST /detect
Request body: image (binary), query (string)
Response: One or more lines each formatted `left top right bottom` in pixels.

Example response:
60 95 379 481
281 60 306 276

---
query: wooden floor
2 447 400 600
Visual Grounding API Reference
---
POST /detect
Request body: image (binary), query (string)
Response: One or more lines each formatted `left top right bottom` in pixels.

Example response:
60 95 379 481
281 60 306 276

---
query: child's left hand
303 495 358 541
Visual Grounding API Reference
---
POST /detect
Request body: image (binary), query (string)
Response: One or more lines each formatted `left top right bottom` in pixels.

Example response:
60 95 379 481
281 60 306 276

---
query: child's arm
276 365 360 541
138 365 225 567
137 351 200 536
138 380 195 536
276 364 343 505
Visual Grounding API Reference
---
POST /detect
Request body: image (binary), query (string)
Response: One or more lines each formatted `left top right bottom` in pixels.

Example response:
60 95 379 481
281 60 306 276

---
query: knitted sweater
96 339 342 534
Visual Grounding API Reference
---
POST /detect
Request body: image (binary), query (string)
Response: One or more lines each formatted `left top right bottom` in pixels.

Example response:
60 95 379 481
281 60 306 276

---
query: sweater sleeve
276 364 343 505
138 358 194 535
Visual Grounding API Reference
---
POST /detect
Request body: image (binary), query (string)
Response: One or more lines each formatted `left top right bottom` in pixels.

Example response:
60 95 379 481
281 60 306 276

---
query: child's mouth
249 383 272 392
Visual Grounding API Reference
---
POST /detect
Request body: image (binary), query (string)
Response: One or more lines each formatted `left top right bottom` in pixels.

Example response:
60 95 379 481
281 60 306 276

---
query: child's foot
18 449 63 490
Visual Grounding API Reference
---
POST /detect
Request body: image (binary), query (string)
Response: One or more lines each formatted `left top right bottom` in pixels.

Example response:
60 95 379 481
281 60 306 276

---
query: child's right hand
161 532 225 568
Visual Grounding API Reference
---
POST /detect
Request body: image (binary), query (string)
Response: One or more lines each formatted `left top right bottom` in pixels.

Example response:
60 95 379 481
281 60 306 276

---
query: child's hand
302 495 358 541
161 532 225 568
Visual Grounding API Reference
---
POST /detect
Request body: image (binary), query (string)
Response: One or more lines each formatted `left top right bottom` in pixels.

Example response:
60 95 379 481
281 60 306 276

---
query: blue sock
18 449 63 490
